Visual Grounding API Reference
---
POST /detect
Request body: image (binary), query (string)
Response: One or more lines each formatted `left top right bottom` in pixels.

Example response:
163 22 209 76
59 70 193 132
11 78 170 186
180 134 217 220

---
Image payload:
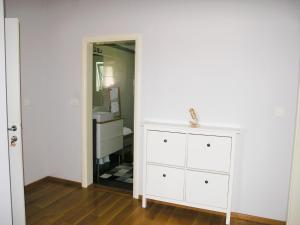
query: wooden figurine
189 108 199 128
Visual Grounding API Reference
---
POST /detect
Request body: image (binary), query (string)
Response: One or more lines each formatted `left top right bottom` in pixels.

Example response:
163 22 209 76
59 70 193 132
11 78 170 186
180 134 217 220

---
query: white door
5 18 26 225
0 1 12 224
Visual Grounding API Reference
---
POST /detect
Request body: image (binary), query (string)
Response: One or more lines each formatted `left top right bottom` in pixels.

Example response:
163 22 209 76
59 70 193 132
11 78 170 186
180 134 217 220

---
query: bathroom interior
92 41 135 191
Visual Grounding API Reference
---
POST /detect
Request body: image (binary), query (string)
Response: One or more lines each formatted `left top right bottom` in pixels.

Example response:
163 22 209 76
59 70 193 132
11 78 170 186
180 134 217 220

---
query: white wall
0 0 12 223
5 0 300 221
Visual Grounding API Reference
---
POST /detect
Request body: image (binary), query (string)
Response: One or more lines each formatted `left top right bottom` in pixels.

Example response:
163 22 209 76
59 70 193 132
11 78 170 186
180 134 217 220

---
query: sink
93 111 114 122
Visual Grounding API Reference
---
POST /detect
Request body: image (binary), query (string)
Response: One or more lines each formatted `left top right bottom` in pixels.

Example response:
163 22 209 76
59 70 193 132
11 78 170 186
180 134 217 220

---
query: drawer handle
206 143 210 147
205 180 208 184
163 139 167 143
163 173 167 177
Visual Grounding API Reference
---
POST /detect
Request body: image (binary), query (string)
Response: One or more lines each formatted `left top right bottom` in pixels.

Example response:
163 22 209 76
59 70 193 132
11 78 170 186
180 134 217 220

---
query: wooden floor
25 179 270 225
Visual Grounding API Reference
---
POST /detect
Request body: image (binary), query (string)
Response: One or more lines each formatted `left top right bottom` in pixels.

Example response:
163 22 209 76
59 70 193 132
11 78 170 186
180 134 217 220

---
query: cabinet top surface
143 121 240 135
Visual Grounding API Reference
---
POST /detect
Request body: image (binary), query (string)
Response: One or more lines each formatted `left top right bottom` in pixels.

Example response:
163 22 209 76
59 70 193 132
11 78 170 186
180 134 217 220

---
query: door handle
8 125 17 131
10 136 18 147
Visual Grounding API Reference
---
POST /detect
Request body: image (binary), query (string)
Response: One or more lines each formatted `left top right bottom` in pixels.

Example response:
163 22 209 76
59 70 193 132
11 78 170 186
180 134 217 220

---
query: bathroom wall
5 0 300 221
93 45 135 129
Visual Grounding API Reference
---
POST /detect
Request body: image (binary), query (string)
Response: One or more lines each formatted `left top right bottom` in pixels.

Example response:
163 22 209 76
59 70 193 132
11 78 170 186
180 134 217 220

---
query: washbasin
93 111 114 122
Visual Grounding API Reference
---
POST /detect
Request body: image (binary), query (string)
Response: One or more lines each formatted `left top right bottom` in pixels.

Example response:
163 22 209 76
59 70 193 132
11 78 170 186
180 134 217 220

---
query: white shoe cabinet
142 122 239 225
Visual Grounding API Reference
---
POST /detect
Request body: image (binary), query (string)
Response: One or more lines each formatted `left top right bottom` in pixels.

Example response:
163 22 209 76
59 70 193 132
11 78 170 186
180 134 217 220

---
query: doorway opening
81 35 141 197
93 41 135 191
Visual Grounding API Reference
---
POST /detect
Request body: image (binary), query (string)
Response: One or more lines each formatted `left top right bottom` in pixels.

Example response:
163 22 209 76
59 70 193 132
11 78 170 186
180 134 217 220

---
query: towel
123 127 133 136
111 101 119 113
110 87 118 101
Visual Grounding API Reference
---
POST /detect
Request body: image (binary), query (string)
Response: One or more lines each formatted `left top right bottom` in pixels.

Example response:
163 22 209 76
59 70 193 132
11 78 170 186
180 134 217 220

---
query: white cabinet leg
142 196 147 208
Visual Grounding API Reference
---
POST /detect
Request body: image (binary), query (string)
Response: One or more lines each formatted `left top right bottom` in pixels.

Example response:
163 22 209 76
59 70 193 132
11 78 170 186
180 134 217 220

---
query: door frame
81 34 142 198
287 65 300 225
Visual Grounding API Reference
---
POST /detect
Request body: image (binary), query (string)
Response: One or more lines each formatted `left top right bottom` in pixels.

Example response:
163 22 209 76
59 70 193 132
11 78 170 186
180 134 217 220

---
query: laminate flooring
25 179 273 225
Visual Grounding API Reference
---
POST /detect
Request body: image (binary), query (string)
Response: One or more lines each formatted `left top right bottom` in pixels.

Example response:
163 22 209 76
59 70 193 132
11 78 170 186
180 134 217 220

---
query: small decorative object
189 108 199 128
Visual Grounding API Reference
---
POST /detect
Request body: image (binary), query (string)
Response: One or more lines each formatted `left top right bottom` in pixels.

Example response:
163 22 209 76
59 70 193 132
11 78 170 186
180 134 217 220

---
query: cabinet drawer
187 134 231 172
97 136 123 158
146 164 184 201
146 131 185 167
186 170 229 209
97 119 123 139
96 120 123 158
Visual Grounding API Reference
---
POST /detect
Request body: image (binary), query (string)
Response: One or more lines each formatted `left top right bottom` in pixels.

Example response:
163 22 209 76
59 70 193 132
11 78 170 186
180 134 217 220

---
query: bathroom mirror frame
81 34 142 199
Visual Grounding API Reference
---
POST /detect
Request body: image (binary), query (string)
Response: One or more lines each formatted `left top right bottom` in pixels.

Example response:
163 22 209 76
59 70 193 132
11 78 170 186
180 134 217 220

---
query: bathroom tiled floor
99 163 133 184
94 144 133 190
